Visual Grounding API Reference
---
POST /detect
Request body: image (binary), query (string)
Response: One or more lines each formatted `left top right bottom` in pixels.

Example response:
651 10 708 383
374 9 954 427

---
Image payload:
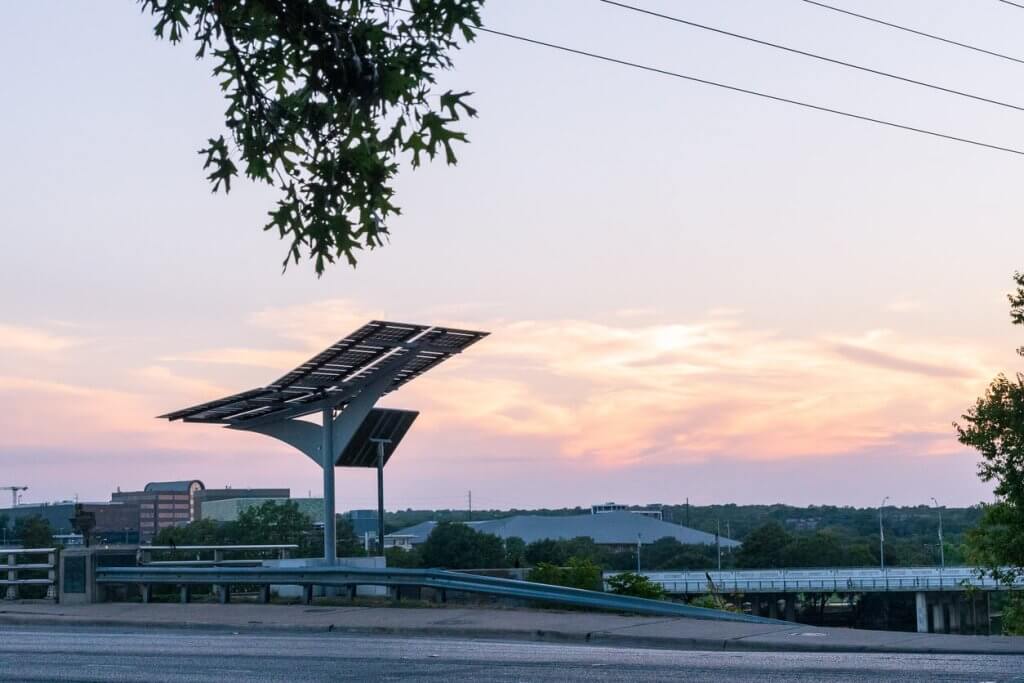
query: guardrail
1 548 57 601
630 567 1024 595
95 565 783 624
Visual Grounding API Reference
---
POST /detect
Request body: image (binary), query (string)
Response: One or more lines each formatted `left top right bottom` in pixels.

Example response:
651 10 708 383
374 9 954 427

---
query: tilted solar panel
336 408 419 468
159 321 487 425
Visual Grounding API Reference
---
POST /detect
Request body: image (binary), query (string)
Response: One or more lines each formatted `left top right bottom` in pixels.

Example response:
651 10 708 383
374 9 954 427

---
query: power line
373 1 1024 156
800 0 1024 67
997 0 1024 9
597 0 1024 113
474 25 1024 157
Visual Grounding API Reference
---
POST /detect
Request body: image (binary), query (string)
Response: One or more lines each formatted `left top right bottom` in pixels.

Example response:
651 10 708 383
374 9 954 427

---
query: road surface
1 625 1022 681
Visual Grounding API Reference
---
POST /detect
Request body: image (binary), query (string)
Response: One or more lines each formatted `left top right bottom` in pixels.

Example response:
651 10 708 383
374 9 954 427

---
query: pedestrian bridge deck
631 567 1024 594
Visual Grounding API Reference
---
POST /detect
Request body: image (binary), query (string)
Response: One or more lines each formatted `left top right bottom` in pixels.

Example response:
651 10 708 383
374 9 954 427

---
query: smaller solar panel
336 408 419 468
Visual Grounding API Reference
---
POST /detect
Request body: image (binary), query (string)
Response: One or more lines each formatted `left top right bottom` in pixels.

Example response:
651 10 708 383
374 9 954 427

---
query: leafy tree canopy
419 521 505 569
14 515 54 549
141 0 483 274
957 272 1024 583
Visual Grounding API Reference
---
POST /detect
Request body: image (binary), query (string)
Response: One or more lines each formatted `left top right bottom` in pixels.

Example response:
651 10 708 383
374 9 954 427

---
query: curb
1 613 1022 655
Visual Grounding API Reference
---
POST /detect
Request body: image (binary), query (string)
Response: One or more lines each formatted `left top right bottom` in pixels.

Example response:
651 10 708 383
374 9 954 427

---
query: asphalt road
2 625 1023 682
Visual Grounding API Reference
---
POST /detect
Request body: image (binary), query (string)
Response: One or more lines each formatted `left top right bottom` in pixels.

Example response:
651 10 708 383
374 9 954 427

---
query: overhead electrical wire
372 2 1024 157
473 25 1024 157
997 0 1024 9
596 0 1024 113
799 0 1024 66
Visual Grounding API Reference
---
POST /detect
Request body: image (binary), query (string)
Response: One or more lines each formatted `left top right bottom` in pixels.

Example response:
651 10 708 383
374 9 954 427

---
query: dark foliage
141 0 483 273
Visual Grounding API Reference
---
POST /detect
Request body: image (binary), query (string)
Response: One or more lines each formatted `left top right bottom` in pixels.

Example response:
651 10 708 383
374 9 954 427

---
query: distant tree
956 272 1024 584
735 522 792 568
14 516 54 549
524 538 568 566
419 522 505 569
504 536 526 568
1000 593 1024 635
527 557 602 591
384 545 422 568
154 518 224 547
140 0 483 274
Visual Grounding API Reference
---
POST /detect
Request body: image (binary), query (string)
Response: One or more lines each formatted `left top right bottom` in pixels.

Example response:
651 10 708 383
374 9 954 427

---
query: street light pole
879 496 890 571
370 437 392 556
930 496 945 568
636 533 642 573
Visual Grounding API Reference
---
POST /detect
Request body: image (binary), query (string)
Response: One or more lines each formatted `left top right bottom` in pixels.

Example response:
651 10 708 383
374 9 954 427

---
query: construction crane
2 486 27 507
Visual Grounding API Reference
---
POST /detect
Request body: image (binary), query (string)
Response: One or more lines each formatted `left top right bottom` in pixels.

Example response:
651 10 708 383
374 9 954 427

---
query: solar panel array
160 321 487 424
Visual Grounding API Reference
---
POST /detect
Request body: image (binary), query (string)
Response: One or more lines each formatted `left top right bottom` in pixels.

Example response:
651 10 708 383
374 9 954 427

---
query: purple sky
1 1 1021 509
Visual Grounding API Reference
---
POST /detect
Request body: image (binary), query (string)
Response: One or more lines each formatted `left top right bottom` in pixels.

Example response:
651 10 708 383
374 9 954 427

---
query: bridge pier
932 600 946 634
784 596 796 622
768 596 779 620
915 592 928 633
942 598 958 634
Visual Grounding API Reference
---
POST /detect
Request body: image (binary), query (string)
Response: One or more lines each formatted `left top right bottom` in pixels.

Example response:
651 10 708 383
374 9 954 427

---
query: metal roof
159 321 487 425
143 480 205 493
337 408 418 468
392 512 742 548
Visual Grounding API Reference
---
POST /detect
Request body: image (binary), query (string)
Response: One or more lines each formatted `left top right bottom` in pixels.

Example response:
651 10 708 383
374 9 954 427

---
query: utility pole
467 490 472 521
636 533 642 573
879 496 890 571
2 487 27 508
930 496 945 568
685 497 690 527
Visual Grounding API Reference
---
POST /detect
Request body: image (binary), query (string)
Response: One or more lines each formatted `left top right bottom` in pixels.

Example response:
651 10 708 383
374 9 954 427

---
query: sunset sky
2 0 1022 510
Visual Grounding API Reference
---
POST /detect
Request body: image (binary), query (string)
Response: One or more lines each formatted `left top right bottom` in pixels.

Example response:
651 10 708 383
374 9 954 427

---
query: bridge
627 566 1024 634
635 566 1022 595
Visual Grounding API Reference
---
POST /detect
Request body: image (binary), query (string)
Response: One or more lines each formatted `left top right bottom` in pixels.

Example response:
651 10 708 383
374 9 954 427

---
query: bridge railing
138 544 298 567
625 567 1024 594
94 565 785 625
1 548 57 601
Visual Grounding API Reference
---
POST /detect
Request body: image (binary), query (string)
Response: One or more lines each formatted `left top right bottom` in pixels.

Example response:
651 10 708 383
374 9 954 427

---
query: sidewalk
2 601 1022 655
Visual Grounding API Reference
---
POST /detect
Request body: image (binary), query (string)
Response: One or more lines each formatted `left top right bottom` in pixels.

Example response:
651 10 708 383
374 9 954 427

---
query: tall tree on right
955 272 1024 585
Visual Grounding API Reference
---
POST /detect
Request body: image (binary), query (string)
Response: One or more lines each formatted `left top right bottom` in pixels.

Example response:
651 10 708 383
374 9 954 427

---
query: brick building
111 480 204 541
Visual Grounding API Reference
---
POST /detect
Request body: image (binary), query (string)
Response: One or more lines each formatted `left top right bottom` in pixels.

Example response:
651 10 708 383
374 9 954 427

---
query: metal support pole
322 406 337 565
931 497 945 569
377 441 386 555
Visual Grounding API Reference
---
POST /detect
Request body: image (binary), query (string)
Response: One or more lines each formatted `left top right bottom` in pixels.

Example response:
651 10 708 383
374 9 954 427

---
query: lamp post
370 437 392 555
879 496 890 571
636 533 642 573
930 496 945 568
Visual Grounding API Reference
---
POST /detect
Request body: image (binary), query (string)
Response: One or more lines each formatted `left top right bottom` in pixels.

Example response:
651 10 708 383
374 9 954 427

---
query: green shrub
688 593 739 612
605 571 665 599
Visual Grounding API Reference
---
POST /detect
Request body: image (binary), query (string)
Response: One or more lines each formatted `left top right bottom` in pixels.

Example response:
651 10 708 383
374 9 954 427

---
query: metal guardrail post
45 551 56 601
4 552 15 600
